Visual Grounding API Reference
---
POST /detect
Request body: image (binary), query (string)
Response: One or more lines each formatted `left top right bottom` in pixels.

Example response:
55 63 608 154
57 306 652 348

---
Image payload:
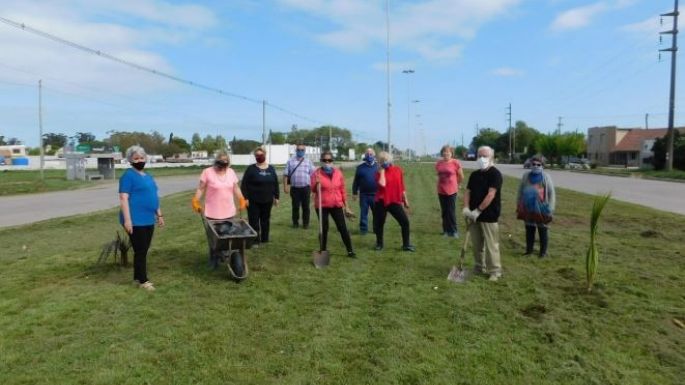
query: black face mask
215 160 229 169
131 161 146 170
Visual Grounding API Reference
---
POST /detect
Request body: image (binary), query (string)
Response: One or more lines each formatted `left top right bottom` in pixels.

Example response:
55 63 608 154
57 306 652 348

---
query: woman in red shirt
311 151 355 257
435 144 464 238
373 151 415 252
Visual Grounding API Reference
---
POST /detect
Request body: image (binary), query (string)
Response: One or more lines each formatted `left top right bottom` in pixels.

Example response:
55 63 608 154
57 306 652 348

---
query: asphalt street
0 164 683 228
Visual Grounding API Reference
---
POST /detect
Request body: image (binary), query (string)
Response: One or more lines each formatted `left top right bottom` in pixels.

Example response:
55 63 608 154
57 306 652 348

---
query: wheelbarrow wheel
227 251 247 282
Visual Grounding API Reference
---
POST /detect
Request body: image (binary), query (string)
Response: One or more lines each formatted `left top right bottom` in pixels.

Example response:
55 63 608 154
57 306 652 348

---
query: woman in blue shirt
119 145 164 291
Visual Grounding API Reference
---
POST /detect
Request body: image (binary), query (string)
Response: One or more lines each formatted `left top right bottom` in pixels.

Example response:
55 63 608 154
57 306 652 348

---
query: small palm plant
586 193 611 292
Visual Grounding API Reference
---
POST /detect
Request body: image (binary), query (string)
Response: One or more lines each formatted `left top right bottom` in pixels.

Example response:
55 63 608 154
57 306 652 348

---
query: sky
0 0 680 153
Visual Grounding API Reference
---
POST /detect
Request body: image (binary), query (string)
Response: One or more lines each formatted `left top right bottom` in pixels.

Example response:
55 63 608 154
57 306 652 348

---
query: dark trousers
290 186 311 227
316 207 353 252
359 193 375 233
128 225 154 283
438 193 458 235
373 201 411 247
525 225 549 256
248 201 273 242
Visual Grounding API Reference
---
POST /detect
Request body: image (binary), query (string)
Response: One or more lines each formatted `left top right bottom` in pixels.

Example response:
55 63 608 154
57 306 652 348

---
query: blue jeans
359 193 375 233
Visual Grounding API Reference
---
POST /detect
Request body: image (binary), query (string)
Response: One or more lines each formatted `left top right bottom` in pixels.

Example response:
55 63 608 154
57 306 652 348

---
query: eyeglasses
322 159 333 163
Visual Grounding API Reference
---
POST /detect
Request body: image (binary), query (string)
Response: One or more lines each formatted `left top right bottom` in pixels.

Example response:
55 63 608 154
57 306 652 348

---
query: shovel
448 219 473 283
312 180 330 268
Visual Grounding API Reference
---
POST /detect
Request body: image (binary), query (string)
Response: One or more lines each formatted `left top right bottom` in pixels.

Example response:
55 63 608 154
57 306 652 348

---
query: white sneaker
139 281 155 291
488 274 502 282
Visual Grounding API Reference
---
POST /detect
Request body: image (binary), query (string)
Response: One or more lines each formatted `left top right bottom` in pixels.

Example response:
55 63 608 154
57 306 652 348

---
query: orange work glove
239 197 248 211
191 197 203 213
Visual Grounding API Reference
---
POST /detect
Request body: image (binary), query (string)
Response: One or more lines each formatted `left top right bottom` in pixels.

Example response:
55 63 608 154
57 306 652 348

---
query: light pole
385 0 392 154
402 69 415 160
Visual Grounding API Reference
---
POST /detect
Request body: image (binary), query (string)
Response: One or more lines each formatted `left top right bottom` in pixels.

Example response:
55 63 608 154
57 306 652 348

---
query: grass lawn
0 163 683 385
0 165 248 196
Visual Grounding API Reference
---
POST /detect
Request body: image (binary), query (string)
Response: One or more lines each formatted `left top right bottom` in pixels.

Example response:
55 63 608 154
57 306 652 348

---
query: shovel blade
312 250 330 268
447 266 469 283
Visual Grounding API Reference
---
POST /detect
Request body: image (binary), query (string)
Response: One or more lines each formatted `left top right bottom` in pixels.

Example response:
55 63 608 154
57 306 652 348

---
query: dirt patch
640 229 662 238
557 267 579 280
521 304 547 320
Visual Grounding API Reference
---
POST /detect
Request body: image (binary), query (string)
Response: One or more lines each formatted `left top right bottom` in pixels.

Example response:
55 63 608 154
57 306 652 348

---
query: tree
534 133 586 164
652 130 685 170
74 132 96 144
471 128 501 149
513 121 541 156
42 132 68 150
455 145 469 159
230 139 261 154
270 131 287 145
0 136 6 145
191 133 202 151
170 137 191 153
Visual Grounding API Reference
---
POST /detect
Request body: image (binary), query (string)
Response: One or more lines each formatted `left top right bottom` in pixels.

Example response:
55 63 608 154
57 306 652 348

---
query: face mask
364 155 375 164
477 157 490 170
215 160 228 169
255 154 266 163
531 166 543 174
131 161 146 171
296 149 305 158
322 165 333 174
381 162 391 169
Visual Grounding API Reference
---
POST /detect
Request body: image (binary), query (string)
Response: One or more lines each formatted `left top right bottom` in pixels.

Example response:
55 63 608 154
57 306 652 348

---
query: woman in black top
241 147 279 244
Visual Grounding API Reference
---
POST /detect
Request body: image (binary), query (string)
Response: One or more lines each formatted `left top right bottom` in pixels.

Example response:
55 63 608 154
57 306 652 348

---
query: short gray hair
125 145 146 162
477 145 494 161
366 147 376 156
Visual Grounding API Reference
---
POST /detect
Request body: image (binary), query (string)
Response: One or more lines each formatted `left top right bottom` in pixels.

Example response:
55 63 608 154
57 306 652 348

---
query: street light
402 69 415 160
385 0 392 154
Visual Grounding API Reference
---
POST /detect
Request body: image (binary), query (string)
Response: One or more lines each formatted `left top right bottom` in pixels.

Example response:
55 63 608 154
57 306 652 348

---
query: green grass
1 164 683 385
0 165 249 196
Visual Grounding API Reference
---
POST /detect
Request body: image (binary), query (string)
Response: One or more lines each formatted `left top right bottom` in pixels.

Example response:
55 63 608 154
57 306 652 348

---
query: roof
613 129 669 152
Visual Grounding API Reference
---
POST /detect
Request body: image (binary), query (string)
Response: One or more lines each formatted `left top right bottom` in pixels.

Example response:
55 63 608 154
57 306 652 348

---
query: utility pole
660 0 679 171
645 113 650 129
385 0 392 154
506 103 513 162
38 79 44 181
329 125 332 152
402 69 414 160
557 116 564 135
262 100 266 146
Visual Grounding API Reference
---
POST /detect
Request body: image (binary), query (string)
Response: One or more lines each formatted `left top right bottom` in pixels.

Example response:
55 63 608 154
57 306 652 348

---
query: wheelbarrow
201 216 258 282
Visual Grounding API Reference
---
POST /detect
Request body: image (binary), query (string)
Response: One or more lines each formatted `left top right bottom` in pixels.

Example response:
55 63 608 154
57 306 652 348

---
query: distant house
191 150 208 159
0 144 27 157
587 126 683 168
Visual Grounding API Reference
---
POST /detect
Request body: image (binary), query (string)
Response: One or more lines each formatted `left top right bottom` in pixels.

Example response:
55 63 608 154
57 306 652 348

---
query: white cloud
550 0 637 32
492 67 524 77
0 0 218 93
550 2 608 31
278 0 522 62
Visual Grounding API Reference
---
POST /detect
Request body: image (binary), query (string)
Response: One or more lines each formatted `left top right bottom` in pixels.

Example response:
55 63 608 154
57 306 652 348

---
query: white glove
468 208 482 221
462 207 471 219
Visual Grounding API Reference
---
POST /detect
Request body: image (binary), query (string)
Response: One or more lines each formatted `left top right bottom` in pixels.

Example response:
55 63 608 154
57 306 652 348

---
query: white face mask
477 156 490 170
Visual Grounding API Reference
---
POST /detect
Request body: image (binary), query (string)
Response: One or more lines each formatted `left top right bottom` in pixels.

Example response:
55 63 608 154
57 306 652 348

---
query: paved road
0 175 200 228
461 161 685 215
1 163 683 228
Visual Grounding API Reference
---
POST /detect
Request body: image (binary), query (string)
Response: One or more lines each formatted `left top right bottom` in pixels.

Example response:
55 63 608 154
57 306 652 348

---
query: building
587 126 682 168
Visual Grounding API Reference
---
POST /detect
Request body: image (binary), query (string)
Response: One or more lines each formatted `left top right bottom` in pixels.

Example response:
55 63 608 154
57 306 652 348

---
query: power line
0 15 326 127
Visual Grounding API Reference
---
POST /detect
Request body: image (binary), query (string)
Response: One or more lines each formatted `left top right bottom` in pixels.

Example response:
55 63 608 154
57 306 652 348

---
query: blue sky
0 0 680 152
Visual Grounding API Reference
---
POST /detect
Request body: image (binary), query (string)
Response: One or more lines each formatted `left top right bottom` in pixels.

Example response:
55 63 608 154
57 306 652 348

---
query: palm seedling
586 193 611 292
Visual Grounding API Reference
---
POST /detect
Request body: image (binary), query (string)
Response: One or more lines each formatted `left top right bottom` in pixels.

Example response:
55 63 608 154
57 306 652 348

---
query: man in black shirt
463 145 503 281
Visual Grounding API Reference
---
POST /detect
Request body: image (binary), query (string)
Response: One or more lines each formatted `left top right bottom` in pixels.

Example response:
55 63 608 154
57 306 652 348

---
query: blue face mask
323 165 333 174
296 149 305 158
364 154 375 164
531 167 543 174
381 162 391 169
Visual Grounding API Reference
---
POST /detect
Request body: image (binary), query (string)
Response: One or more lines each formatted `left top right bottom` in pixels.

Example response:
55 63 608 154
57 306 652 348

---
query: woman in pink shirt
435 144 464 238
191 151 247 267
311 151 355 258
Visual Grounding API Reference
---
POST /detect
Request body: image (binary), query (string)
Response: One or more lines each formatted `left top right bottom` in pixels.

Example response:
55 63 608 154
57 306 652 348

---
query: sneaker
539 253 548 258
488 273 502 282
522 251 534 257
449 232 460 239
374 243 383 251
139 281 155 291
402 245 416 252
347 251 357 258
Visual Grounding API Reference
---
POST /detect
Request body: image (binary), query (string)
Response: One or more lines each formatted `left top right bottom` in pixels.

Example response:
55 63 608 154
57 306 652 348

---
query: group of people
118 143 555 290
